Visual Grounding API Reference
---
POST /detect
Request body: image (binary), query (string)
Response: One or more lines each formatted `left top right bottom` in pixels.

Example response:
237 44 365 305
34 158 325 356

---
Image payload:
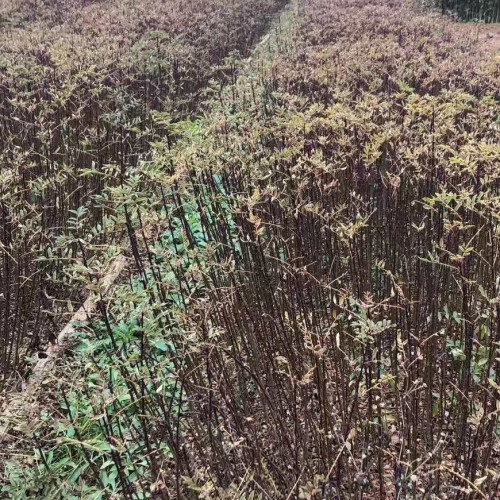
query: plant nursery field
0 0 499 498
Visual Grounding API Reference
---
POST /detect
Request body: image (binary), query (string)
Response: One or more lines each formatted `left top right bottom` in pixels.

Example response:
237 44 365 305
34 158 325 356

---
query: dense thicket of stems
0 0 287 385
1 0 498 498
436 0 500 22
138 0 497 495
